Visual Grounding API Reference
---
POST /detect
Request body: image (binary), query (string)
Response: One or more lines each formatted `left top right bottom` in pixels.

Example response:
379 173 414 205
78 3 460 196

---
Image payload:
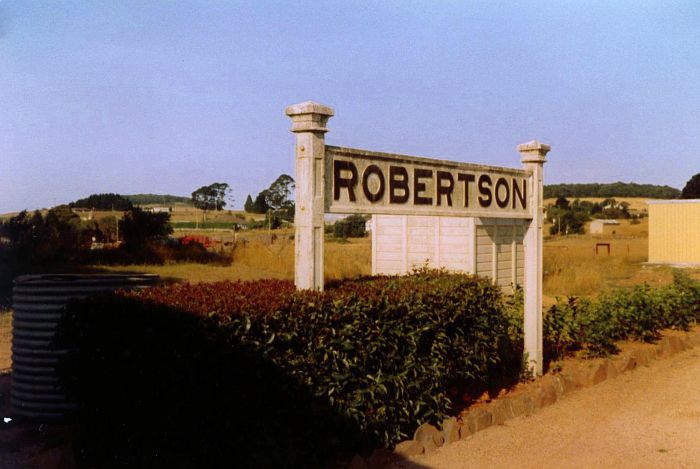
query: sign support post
285 101 334 290
518 140 550 376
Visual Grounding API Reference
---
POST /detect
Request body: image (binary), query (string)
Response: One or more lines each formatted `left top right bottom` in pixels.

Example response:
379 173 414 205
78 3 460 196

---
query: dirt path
394 347 700 469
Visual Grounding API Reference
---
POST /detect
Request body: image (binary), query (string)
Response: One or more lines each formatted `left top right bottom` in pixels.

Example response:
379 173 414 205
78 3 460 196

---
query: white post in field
285 101 334 290
518 140 550 376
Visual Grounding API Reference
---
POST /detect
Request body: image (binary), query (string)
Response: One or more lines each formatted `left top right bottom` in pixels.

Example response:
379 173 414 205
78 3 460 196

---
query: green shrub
333 214 367 238
55 271 519 467
544 271 700 359
54 269 700 466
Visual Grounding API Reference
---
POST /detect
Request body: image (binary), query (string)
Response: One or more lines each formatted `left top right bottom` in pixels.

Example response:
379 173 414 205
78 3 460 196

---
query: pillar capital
517 140 551 164
285 101 334 133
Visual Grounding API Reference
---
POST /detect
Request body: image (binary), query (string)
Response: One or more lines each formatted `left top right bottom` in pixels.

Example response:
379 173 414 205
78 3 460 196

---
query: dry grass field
98 216 700 307
102 233 371 284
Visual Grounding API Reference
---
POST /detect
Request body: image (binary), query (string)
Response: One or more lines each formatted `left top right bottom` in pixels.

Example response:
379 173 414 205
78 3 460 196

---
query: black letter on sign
513 178 527 210
436 171 454 206
457 173 475 207
389 166 410 204
478 174 492 208
495 177 509 208
362 165 385 203
414 168 433 205
334 160 357 202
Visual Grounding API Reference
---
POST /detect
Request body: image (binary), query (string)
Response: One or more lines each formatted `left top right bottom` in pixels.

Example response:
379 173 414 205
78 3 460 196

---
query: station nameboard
286 100 550 376
325 146 533 219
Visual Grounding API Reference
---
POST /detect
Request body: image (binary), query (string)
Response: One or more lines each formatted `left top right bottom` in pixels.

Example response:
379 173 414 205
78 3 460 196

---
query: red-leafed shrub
180 235 213 248
123 278 296 318
56 270 520 468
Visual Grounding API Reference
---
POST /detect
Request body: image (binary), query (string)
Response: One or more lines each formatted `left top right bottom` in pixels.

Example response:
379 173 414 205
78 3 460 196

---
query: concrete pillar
285 101 334 290
518 140 551 376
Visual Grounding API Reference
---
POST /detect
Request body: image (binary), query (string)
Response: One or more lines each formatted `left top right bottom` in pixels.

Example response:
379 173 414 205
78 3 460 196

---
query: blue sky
1 1 698 212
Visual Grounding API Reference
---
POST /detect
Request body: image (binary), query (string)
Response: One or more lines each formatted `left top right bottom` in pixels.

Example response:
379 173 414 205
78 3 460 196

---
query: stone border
347 327 700 469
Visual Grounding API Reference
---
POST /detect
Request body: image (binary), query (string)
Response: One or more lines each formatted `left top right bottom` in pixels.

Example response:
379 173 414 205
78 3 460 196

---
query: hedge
55 271 521 468
54 269 700 467
543 270 700 359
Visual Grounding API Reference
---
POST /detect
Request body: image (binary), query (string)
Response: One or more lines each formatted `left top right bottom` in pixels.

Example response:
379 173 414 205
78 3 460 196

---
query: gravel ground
393 347 700 469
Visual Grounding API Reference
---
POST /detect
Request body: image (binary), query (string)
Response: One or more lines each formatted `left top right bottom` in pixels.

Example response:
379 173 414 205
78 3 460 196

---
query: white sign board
326 146 531 219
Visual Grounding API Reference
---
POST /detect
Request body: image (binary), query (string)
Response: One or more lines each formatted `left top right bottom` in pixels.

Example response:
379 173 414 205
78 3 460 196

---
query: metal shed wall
648 200 700 264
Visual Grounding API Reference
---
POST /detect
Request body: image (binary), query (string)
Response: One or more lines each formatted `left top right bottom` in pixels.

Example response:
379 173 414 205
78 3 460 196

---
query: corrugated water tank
11 274 159 421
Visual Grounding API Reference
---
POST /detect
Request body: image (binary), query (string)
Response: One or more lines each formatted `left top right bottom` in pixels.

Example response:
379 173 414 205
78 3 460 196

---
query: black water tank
11 274 159 420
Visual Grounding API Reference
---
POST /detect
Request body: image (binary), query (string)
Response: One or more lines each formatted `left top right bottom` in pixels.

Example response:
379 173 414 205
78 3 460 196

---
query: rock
394 440 424 458
587 362 608 385
413 423 444 452
616 354 637 373
347 454 368 469
541 374 564 398
570 364 591 388
535 382 558 408
559 370 579 394
459 419 474 440
507 394 527 418
367 449 400 469
520 390 536 415
490 400 514 425
468 408 493 432
440 417 461 444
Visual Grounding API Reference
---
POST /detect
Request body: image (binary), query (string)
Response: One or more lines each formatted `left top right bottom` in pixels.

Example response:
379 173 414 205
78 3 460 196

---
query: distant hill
544 182 680 199
125 194 192 206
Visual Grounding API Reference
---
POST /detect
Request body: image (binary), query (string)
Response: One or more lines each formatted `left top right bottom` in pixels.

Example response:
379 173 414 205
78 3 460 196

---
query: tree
259 174 295 220
554 196 570 210
0 206 87 263
70 193 133 211
251 191 270 214
265 175 294 209
243 195 254 213
681 173 700 199
120 207 172 249
334 215 367 238
191 183 231 218
548 209 588 236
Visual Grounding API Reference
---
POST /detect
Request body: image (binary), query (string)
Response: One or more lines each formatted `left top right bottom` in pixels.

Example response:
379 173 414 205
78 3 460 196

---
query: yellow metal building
648 200 700 264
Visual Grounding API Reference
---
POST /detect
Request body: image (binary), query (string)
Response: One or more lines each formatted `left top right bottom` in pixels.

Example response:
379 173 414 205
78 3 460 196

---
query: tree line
70 193 134 211
544 182 680 199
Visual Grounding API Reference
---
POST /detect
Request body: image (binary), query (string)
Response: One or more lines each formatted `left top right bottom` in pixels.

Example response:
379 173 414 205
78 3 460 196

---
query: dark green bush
333 214 367 238
544 271 700 359
55 271 519 467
